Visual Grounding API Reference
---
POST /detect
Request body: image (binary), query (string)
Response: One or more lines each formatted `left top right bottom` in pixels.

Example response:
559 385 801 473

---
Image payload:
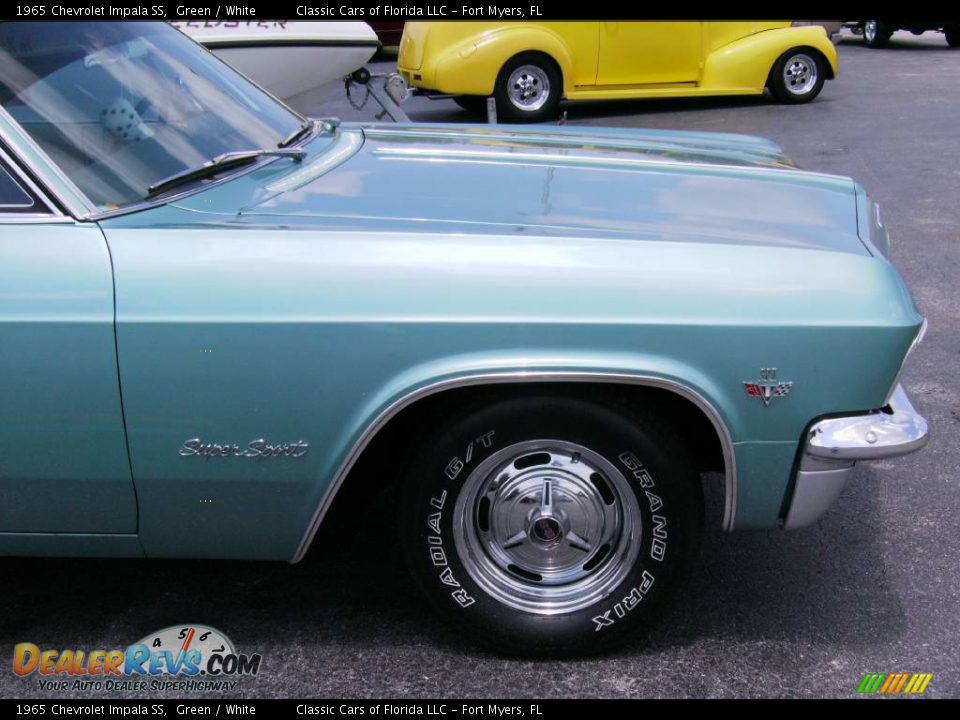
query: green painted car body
0 119 925 562
0 22 926 566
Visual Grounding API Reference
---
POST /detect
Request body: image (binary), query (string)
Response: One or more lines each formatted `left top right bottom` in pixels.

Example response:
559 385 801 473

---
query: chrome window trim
0 141 60 217
0 104 94 219
290 371 738 563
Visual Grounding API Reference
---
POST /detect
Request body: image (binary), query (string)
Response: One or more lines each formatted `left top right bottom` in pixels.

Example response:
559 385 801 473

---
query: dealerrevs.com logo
13 625 262 692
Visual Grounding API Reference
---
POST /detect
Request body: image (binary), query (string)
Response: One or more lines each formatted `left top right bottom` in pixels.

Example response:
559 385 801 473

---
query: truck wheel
493 52 561 123
768 48 827 104
864 20 893 48
946 27 960 47
400 394 703 656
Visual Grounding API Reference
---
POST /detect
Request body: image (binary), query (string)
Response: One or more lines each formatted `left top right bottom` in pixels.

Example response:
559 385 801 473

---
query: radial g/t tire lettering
400 394 703 656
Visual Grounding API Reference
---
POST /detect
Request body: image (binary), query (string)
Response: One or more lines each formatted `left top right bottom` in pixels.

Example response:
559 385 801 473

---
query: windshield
0 22 303 209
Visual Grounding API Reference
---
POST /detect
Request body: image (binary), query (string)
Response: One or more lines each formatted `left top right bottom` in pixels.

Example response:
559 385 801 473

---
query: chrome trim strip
0 141 61 216
367 146 834 184
290 371 737 563
0 214 73 224
0 104 95 219
362 126 788 159
807 384 929 462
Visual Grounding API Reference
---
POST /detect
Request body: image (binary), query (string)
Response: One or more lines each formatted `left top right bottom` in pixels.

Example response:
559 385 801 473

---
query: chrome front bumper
783 385 929 529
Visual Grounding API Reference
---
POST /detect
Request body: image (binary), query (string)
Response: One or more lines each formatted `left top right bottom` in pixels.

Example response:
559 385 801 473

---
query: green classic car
0 22 927 655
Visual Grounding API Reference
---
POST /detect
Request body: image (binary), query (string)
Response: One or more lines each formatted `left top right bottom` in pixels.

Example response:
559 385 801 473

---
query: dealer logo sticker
13 624 262 692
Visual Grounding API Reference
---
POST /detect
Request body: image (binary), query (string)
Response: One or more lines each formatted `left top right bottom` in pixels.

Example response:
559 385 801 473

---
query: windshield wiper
278 119 317 148
147 148 306 197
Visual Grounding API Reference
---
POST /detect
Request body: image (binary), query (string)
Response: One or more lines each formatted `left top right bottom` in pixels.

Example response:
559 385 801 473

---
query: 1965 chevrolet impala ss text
0 22 928 655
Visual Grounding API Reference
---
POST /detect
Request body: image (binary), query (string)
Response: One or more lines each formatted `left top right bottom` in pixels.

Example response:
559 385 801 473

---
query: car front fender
290 351 741 562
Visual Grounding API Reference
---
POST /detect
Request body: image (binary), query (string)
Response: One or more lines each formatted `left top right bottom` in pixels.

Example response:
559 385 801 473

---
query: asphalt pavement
2 30 958 700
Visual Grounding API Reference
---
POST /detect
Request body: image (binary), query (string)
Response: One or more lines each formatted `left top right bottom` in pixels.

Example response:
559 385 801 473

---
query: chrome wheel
506 64 551 111
453 439 641 615
864 20 878 43
782 53 818 96
403 395 704 654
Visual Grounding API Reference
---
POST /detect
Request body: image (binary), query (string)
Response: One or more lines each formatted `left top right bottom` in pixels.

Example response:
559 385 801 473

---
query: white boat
172 21 379 114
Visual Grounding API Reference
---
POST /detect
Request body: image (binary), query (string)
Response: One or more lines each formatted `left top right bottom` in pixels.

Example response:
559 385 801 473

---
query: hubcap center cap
782 54 817 94
452 439 643 615
531 516 563 546
507 65 550 110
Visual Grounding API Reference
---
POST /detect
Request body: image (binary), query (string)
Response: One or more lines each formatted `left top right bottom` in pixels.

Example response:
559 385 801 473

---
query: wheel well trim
290 371 737 563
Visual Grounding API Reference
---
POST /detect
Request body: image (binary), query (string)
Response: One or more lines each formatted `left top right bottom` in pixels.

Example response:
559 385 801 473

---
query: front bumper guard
783 385 929 529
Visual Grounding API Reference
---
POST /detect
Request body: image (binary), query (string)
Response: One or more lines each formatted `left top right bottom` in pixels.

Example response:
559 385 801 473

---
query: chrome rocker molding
291 371 738 563
784 384 929 529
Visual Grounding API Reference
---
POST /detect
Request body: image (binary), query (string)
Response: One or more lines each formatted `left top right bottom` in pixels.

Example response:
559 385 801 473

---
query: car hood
173 123 868 256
